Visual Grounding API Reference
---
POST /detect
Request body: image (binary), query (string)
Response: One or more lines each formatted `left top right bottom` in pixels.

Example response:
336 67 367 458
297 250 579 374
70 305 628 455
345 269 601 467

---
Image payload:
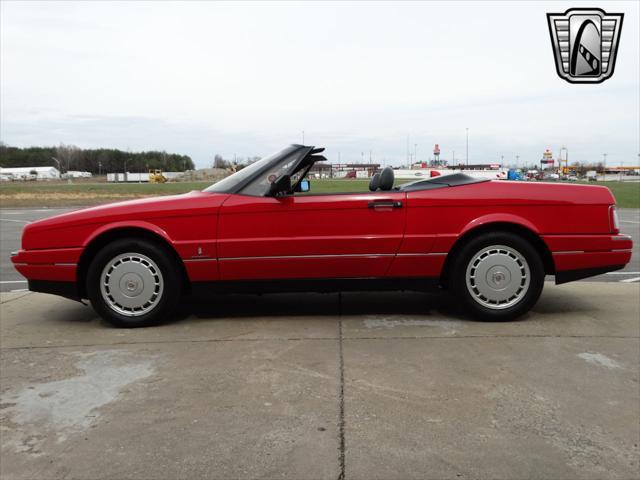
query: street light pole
465 128 469 166
302 131 305 145
603 153 607 181
414 144 417 165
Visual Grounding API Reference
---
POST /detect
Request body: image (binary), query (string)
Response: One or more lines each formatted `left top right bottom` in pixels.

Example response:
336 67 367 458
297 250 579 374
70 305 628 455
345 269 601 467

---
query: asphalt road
1 207 638 292
1 282 638 479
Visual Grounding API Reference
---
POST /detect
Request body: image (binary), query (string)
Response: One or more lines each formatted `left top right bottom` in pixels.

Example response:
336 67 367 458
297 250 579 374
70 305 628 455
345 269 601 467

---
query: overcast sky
1 1 638 168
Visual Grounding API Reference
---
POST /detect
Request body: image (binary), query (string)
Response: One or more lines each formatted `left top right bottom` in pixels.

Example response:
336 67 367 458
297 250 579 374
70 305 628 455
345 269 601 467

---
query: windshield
203 145 299 193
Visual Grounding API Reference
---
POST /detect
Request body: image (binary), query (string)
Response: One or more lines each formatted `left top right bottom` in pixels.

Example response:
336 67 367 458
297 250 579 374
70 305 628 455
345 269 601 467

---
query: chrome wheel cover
100 252 164 316
465 245 530 310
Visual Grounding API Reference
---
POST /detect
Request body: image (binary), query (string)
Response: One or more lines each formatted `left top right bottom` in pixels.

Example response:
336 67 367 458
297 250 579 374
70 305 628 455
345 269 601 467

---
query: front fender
83 220 173 247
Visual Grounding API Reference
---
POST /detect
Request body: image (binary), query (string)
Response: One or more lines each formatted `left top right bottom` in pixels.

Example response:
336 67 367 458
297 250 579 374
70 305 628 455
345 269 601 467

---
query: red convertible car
11 145 633 327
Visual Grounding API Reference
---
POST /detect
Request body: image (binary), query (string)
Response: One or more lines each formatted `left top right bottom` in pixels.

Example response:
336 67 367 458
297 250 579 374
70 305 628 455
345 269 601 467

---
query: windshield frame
203 145 309 194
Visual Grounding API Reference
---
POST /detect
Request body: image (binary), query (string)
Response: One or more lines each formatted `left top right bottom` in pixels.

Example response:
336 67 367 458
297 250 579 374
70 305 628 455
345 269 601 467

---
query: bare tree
56 143 81 172
213 154 229 169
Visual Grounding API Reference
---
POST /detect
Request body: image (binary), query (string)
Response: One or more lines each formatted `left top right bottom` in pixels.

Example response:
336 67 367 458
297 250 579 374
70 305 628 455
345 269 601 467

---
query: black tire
450 232 544 321
86 238 183 327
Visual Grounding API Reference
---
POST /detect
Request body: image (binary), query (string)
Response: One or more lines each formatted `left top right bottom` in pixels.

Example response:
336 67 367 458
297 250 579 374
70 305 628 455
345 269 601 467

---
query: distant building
331 163 381 179
308 162 333 178
0 166 60 180
107 171 185 183
63 170 92 179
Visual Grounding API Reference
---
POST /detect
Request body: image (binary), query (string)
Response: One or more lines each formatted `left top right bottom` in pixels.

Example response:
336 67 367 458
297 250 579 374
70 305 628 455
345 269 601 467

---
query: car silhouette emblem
547 8 624 84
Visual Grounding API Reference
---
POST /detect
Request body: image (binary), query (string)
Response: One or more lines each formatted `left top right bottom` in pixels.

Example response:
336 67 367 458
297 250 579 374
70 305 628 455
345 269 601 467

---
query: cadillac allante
11 145 633 327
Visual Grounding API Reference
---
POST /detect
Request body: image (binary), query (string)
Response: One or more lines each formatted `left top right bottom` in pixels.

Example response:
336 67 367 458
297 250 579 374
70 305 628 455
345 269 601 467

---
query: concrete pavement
1 282 639 479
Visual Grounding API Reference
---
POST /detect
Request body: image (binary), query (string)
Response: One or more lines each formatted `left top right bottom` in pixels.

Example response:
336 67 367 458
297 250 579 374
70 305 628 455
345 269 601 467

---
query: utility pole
406 135 410 164
515 155 520 168
51 157 61 174
414 144 417 165
302 131 305 145
466 128 469 166
603 153 607 181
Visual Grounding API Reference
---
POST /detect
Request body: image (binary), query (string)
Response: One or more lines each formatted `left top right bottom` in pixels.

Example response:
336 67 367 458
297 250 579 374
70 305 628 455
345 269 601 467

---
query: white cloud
1 1 638 167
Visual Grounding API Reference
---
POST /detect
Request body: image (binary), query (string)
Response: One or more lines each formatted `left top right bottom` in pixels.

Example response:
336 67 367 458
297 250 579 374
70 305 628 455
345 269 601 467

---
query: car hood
21 191 229 250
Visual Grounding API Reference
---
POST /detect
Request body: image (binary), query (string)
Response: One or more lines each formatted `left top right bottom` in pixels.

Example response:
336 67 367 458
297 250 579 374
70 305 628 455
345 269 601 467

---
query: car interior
268 146 487 196
369 167 395 191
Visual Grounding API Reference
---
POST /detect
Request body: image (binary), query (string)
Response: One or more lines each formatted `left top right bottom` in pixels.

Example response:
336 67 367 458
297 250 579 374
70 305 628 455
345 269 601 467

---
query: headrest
369 172 381 191
379 167 394 190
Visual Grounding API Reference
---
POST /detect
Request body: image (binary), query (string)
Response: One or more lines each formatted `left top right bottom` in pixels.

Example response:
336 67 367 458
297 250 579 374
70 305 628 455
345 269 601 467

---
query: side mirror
268 174 292 197
295 179 310 193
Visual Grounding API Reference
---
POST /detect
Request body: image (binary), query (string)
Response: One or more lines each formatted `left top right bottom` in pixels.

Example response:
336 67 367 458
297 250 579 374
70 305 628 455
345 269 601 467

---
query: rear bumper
543 234 633 284
555 264 625 284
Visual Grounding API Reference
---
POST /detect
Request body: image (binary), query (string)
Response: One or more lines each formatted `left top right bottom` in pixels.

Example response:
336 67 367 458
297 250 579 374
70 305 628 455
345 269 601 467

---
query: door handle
368 200 403 209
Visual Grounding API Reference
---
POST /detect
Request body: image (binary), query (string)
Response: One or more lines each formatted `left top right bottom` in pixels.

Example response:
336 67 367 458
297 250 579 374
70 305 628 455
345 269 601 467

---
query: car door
217 191 407 280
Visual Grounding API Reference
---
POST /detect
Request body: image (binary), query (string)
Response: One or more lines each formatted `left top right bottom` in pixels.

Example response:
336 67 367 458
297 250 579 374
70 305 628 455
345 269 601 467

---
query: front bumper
28 280 81 300
11 247 82 282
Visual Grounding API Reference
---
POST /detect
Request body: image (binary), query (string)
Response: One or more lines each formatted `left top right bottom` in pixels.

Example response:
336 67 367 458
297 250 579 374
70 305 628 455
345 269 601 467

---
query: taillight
609 205 620 233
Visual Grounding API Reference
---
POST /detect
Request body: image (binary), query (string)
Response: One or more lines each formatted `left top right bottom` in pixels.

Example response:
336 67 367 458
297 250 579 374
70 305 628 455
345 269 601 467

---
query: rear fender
460 213 540 236
440 214 552 287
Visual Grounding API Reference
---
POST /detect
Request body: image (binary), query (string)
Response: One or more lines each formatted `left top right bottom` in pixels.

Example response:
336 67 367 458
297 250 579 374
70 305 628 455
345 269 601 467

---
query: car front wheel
451 232 544 321
86 238 182 327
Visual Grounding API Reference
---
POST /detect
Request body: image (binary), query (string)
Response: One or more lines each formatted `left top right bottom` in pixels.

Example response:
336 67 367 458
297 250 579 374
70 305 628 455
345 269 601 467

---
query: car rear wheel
87 238 182 327
451 232 544 321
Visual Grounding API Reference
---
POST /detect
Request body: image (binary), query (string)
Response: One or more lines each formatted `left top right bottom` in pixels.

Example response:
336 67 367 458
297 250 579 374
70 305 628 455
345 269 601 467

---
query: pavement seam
337 292 346 480
0 334 637 352
0 292 33 305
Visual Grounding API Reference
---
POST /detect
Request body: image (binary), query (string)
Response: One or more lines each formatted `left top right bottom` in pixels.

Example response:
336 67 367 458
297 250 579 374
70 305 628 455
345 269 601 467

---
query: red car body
13 180 632 285
10 145 633 325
